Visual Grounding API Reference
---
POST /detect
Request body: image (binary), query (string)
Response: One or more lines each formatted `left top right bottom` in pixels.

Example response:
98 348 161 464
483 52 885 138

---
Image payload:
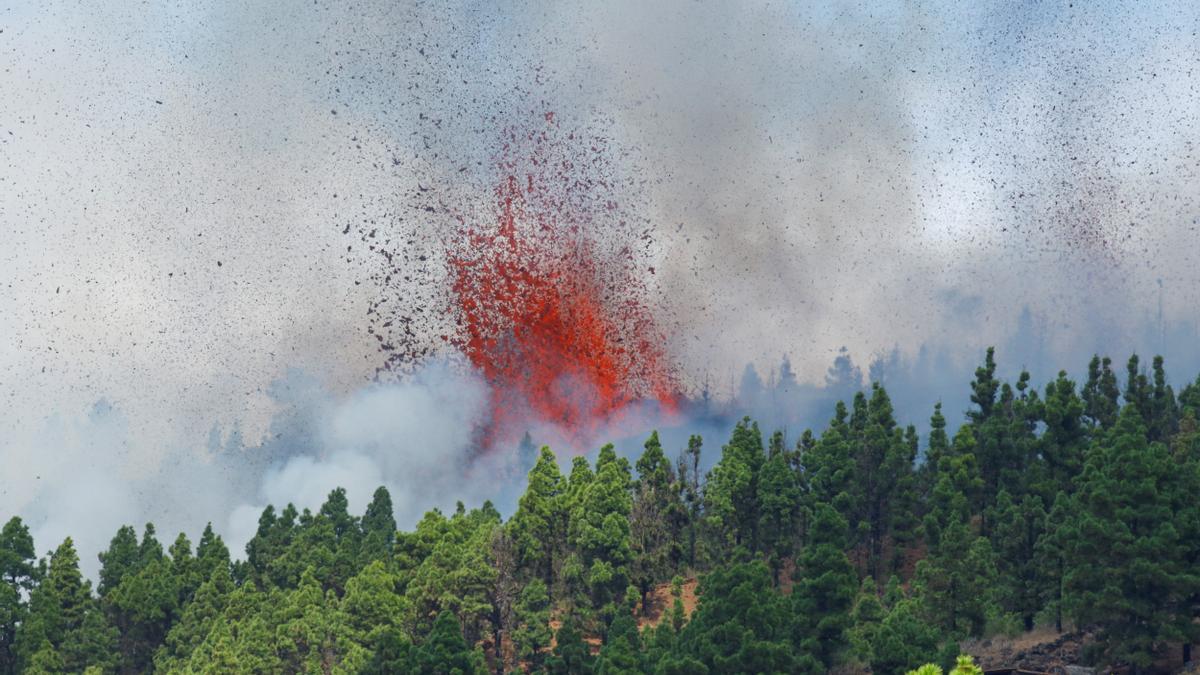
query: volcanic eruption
364 112 682 449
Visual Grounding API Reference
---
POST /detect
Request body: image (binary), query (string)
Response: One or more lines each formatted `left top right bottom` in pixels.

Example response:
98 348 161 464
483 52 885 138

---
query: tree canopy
4 349 1198 673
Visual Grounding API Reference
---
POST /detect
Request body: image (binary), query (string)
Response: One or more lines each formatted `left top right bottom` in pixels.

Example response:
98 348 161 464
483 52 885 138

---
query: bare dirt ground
636 577 699 630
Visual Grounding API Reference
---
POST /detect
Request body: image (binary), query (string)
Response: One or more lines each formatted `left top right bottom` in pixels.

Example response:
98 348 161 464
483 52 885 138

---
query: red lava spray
443 114 680 449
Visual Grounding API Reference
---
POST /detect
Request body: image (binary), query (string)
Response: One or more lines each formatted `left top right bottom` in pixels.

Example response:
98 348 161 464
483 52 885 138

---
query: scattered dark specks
155 100 162 105
217 261 223 267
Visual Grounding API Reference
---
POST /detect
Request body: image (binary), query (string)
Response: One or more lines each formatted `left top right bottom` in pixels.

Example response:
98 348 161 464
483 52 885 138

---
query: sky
1 0 1198 569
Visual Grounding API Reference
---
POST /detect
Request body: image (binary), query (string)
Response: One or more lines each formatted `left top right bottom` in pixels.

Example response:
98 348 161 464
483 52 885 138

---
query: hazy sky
2 0 1199 563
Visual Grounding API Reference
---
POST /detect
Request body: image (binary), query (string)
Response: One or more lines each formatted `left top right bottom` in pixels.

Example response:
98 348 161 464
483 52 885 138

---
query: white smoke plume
0 360 511 578
224 361 496 555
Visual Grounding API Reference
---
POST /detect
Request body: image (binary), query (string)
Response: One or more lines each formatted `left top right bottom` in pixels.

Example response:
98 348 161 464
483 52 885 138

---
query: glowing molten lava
446 118 679 447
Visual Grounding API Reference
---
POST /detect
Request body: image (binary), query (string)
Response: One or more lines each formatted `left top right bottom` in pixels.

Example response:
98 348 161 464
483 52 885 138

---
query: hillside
3 349 1200 673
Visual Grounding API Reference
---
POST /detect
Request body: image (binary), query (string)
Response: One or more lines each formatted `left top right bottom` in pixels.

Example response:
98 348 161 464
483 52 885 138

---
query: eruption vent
445 116 680 446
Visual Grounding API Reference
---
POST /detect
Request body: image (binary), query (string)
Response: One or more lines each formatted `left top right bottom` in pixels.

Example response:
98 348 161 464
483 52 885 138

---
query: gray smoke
2 0 1199 572
0 359 510 578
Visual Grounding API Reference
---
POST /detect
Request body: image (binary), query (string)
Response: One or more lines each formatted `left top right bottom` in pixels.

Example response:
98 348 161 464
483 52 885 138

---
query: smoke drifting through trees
4 0 1200 596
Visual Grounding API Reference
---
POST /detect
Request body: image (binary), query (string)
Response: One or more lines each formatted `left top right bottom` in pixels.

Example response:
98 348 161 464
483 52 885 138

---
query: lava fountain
443 114 681 448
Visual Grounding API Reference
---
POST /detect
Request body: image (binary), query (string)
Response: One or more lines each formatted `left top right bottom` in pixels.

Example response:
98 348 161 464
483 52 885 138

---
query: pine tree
849 577 883 664
138 523 164 566
792 504 857 671
1179 373 1200 421
340 560 406 646
1040 372 1088 498
168 532 197 605
677 434 704 569
988 491 1046 631
806 402 856 523
182 581 275 672
313 487 364 592
403 504 499 646
0 518 35 675
968 348 1000 424
1082 355 1120 429
966 353 1042 519
593 613 641 674
16 538 112 673
545 615 594 675
272 567 351 672
511 579 552 671
849 383 909 580
97 526 140 598
518 432 539 475
568 444 634 623
871 598 947 675
23 640 63 675
66 609 118 674
703 418 766 554
195 523 231 587
1033 491 1077 634
756 446 800 585
630 431 686 607
244 504 297 588
562 452 596 607
361 486 397 564
890 425 922 573
915 520 997 638
108 556 180 672
792 430 815 543
510 446 566 588
671 560 795 673
0 520 35 592
641 609 680 673
362 627 416 675
155 564 235 671
412 610 486 674
1064 405 1200 670
1149 355 1179 443
883 574 906 610
922 403 949 480
1124 354 1152 424
922 428 981 551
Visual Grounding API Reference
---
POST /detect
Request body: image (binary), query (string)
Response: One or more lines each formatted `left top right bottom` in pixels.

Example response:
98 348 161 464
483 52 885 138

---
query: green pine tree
510 447 567 588
1064 405 1200 670
791 504 857 671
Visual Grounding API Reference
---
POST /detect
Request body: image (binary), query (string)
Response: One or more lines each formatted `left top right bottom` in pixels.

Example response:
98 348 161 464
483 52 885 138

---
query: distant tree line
3 349 1200 673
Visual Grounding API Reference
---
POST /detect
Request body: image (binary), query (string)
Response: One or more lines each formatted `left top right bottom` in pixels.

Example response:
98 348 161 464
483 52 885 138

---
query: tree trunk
1054 559 1064 633
641 581 653 619
493 624 504 675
